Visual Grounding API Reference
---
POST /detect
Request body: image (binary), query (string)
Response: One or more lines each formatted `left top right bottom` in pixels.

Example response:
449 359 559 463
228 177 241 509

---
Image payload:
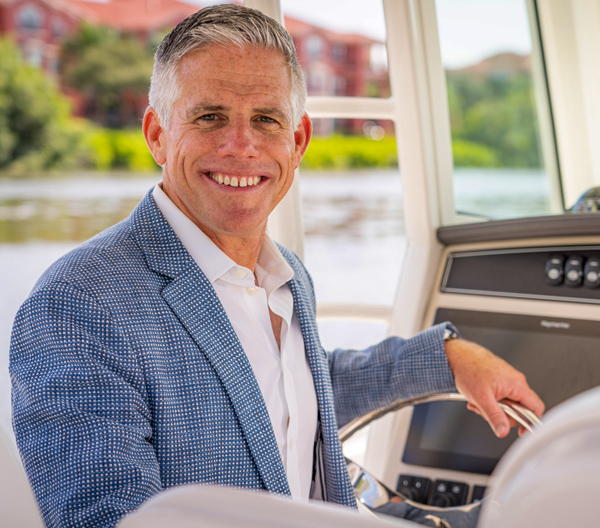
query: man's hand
444 338 545 438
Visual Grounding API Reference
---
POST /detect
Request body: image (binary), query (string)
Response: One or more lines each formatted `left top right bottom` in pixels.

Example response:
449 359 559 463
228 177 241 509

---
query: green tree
446 71 543 168
61 24 154 127
0 37 83 172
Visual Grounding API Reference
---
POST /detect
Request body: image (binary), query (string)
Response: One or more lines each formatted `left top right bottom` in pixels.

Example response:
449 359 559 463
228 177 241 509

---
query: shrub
77 127 157 171
111 130 157 171
452 139 499 167
301 135 398 170
0 38 84 173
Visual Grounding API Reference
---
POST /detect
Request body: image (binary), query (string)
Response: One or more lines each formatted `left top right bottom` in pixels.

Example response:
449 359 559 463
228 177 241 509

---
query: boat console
359 215 600 509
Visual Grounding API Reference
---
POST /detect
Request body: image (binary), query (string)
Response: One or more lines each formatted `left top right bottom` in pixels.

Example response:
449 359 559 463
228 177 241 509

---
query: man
10 5 543 528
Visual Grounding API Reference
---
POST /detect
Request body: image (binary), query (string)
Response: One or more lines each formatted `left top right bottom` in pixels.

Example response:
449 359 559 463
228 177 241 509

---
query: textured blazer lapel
286 262 357 508
130 191 290 495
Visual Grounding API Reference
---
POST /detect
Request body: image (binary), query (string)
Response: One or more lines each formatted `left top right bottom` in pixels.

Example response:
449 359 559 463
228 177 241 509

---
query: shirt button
246 287 257 296
234 268 246 279
289 439 294 450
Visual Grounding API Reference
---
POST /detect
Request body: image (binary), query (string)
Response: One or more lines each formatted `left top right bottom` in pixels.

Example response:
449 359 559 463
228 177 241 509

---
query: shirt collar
152 183 294 287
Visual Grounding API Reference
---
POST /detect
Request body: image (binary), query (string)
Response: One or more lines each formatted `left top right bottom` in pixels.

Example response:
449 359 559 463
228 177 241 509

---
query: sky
184 0 534 69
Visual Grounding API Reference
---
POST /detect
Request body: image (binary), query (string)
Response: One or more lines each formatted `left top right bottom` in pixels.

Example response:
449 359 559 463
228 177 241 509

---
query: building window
26 47 43 68
334 76 347 96
305 35 323 59
17 5 45 31
333 43 346 62
369 43 387 73
52 18 66 37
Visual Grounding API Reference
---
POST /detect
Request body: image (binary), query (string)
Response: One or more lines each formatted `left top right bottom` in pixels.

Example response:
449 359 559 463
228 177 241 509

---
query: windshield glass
436 0 564 221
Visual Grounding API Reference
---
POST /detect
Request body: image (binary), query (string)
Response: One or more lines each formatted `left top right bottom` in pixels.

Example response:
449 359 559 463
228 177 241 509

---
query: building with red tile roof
0 0 389 132
0 0 86 73
71 0 198 42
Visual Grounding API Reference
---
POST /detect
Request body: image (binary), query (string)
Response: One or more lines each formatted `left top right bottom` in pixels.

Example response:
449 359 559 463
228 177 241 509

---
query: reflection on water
453 168 553 219
0 171 405 243
301 170 404 239
0 168 552 244
0 174 161 243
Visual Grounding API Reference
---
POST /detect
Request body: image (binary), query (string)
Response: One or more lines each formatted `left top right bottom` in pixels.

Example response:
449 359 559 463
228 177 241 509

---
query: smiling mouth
208 172 262 188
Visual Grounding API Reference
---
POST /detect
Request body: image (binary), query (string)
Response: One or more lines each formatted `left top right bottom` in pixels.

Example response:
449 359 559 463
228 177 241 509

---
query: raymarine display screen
402 309 600 475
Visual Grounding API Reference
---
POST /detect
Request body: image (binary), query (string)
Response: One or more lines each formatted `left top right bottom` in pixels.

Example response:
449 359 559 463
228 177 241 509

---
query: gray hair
149 4 306 129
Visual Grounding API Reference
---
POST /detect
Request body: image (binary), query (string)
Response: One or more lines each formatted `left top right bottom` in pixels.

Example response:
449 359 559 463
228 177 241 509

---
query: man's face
144 45 311 245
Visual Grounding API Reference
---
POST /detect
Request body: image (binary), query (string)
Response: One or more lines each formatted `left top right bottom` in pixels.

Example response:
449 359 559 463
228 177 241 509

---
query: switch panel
430 479 468 507
471 485 486 502
396 474 431 505
442 246 600 303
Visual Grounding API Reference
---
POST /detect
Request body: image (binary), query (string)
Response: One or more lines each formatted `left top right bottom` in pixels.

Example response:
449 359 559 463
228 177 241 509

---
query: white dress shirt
152 184 318 501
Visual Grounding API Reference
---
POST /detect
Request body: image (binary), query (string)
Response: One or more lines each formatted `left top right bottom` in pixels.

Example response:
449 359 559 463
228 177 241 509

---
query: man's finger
466 403 481 415
510 390 545 419
477 395 511 437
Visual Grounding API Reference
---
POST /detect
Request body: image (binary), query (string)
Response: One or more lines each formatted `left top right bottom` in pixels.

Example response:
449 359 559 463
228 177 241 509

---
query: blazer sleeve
327 323 458 428
10 281 161 528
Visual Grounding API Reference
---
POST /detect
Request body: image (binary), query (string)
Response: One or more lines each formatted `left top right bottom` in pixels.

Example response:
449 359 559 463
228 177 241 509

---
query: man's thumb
481 400 510 438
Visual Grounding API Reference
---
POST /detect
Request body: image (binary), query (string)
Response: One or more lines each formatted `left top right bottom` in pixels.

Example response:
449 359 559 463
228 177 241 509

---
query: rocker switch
564 255 584 287
584 258 600 289
545 254 565 286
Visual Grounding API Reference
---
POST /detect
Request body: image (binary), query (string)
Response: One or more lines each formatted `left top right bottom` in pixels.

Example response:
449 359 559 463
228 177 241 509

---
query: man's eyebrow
184 104 290 123
185 104 229 120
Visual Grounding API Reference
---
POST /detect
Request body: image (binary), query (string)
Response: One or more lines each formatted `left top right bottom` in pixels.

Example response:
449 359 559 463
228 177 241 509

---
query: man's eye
199 114 218 121
258 116 276 124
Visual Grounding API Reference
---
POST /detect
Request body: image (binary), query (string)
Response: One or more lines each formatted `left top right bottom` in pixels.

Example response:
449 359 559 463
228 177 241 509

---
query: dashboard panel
359 233 600 507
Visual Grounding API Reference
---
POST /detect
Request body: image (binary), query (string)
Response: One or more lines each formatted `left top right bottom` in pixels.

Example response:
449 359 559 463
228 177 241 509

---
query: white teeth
209 172 260 187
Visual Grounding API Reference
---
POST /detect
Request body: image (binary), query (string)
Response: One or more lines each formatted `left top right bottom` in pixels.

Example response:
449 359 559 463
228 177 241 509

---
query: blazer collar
130 189 196 280
130 190 291 495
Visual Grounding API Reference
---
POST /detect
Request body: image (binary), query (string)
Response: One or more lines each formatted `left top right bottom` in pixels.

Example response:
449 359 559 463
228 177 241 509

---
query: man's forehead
176 45 293 115
178 44 290 83
197 76 287 96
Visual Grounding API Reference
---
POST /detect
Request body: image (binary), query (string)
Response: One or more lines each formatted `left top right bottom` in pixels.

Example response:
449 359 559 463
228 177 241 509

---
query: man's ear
293 113 313 169
143 107 167 166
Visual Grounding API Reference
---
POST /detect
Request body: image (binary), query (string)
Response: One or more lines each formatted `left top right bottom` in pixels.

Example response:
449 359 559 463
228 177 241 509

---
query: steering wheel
339 393 541 516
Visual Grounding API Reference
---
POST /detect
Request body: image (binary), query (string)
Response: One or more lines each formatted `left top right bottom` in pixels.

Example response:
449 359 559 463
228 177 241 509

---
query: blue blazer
10 191 456 527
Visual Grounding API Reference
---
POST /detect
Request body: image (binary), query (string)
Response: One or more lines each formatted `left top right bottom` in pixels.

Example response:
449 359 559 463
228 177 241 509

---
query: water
453 168 552 219
0 168 553 440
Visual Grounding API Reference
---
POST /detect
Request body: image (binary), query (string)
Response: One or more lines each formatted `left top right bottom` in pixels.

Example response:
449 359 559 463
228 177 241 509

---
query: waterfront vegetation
0 29 543 176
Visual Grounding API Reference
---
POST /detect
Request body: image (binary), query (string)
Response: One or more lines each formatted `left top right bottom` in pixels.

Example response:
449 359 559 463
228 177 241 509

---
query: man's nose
216 123 260 158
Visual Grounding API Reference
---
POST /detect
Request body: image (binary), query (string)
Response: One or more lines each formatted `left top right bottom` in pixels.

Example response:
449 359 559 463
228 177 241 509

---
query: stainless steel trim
498 402 541 433
440 256 455 290
339 393 467 444
444 245 600 263
439 287 600 305
510 402 542 427
339 393 542 444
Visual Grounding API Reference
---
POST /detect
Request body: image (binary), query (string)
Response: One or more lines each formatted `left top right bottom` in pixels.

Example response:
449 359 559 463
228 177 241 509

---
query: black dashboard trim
437 214 600 246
